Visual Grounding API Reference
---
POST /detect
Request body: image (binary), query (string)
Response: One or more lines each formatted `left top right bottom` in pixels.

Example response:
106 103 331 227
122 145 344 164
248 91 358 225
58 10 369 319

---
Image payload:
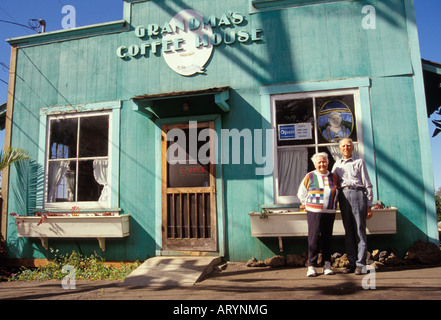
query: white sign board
163 10 213 76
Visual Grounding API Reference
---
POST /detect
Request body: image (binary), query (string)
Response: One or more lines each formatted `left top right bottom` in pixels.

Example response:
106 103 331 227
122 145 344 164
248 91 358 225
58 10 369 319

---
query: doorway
161 121 217 252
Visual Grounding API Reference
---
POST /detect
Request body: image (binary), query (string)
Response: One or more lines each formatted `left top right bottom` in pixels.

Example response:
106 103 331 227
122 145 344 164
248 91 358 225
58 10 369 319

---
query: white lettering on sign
116 10 263 76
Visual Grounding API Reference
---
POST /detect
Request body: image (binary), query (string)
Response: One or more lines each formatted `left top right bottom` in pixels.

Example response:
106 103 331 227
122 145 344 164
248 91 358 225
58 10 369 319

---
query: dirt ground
1 262 441 302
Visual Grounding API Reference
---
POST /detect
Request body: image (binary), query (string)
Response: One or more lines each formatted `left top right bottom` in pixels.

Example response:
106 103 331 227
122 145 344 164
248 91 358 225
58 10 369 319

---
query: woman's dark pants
307 211 335 267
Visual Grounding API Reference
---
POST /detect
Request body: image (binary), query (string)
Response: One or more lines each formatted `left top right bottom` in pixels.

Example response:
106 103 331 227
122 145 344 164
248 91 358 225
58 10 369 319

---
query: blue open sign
278 123 312 141
278 124 296 140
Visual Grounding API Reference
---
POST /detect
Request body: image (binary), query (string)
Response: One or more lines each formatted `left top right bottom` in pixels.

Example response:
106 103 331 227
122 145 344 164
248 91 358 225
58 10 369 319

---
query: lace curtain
47 161 69 202
93 159 109 202
278 147 308 197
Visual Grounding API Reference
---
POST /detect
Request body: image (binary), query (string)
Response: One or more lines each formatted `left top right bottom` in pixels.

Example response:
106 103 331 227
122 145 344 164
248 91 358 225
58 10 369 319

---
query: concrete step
121 256 221 287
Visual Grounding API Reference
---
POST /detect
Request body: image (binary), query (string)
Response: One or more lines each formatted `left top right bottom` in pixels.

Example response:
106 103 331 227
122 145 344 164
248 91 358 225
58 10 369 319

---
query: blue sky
0 0 440 191
416 0 441 192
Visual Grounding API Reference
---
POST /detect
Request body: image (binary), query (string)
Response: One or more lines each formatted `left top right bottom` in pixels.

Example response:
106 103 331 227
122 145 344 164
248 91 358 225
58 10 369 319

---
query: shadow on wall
5 0 428 261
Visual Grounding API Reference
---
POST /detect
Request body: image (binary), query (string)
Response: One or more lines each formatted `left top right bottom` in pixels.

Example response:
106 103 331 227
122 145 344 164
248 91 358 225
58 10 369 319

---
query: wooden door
161 122 217 252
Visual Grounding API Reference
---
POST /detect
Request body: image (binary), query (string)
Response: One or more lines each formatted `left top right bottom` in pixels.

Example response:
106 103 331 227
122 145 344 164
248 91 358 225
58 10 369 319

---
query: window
271 89 362 204
45 112 111 209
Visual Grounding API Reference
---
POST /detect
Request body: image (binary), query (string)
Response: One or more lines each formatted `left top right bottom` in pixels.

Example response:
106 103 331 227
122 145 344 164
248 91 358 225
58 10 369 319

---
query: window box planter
249 208 397 251
15 214 130 251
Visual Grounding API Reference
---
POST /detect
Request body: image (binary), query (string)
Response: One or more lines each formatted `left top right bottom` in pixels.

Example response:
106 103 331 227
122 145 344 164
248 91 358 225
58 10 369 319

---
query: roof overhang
132 87 230 119
7 20 128 47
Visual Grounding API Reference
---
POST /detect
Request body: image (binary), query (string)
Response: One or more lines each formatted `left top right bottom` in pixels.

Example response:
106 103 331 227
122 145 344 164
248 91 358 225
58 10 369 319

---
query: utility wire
0 4 33 34
0 62 9 70
0 5 18 23
0 19 40 32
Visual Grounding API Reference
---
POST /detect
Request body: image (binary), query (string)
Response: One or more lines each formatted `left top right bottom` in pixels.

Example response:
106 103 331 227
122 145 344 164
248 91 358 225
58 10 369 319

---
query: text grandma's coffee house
1 0 437 264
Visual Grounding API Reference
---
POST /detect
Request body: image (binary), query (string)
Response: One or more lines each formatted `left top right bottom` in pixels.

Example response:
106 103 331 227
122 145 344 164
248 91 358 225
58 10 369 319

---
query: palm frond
0 147 31 171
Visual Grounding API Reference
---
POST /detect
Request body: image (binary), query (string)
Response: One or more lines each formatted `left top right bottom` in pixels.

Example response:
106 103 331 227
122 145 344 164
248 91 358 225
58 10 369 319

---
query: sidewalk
1 262 441 300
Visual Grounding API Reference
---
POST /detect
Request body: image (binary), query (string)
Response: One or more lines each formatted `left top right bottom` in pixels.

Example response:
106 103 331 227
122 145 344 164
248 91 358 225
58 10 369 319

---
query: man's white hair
339 138 354 146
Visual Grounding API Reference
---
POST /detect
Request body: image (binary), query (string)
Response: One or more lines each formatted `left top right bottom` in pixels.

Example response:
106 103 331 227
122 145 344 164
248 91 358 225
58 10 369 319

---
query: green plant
0 245 15 281
260 208 272 219
9 250 140 281
0 147 31 171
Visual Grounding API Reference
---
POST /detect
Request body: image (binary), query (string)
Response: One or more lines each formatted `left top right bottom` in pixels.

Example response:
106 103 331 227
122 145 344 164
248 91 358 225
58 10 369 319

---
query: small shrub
9 250 140 281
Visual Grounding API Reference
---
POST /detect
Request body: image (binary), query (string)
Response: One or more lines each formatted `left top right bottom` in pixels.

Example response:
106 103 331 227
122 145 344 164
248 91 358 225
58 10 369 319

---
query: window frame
44 111 112 210
37 101 121 211
271 88 363 204
259 77 376 207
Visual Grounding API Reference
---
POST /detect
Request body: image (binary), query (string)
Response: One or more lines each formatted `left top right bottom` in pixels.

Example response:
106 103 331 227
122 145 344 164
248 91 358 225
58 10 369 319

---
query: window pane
79 115 109 157
275 98 314 146
49 118 77 159
316 95 357 144
47 160 76 202
77 160 104 201
167 128 211 188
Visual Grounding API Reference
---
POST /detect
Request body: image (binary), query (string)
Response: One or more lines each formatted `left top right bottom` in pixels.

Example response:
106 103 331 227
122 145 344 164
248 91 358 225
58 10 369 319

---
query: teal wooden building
1 0 437 263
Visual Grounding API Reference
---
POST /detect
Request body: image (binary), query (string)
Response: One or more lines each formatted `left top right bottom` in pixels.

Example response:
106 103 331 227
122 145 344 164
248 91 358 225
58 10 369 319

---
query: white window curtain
93 159 109 202
65 171 75 201
277 147 308 196
48 160 69 202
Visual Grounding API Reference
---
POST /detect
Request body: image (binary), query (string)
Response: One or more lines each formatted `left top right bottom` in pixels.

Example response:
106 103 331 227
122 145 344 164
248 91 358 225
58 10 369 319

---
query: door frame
154 114 225 256
161 121 217 252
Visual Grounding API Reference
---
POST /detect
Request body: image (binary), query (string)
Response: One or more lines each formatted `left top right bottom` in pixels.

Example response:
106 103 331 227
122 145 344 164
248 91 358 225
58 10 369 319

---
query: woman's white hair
311 152 329 164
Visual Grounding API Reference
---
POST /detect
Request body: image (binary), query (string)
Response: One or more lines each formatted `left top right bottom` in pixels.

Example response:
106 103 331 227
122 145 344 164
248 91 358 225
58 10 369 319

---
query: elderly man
332 138 373 275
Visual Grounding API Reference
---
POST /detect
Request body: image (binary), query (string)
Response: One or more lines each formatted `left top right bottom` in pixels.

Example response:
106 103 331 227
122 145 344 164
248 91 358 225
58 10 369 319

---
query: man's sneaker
323 261 334 275
306 266 317 277
355 266 366 275
342 267 355 274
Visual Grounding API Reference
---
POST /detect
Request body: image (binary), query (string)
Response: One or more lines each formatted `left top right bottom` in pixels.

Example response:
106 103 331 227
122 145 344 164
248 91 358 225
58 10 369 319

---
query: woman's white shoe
306 266 317 277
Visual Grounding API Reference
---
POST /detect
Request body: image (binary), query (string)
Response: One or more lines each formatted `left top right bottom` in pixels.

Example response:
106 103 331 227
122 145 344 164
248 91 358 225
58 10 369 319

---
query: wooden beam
1 45 17 244
214 90 230 112
132 100 158 119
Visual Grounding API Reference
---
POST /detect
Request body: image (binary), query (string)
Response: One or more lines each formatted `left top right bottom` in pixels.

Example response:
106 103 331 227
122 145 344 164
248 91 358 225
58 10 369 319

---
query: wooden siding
3 0 435 261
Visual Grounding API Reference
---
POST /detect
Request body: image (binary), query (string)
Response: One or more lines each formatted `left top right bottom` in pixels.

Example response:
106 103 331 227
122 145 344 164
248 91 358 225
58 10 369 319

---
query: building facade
1 0 437 262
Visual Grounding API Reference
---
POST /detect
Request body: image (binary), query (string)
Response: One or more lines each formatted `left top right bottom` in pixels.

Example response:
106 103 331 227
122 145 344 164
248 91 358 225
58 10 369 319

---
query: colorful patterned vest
305 171 339 213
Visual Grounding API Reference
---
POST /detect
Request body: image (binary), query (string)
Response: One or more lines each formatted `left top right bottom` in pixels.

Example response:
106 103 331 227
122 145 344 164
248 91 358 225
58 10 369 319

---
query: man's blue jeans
339 189 368 268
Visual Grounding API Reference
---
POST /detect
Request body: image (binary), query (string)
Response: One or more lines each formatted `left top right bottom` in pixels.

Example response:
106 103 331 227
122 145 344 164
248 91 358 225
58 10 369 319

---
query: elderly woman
297 152 339 277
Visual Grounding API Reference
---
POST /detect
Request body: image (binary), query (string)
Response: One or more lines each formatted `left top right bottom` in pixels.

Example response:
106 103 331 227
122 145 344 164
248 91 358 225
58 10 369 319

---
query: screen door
161 121 217 252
